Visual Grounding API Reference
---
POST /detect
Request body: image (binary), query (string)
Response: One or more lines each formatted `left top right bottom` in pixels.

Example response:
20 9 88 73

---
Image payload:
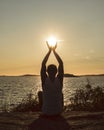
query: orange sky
0 0 104 75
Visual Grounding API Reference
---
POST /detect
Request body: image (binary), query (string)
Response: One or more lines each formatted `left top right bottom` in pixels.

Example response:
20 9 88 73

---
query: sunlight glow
47 36 57 47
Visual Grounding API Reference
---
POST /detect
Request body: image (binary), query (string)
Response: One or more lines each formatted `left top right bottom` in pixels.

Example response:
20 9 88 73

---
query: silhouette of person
29 42 71 130
39 41 64 116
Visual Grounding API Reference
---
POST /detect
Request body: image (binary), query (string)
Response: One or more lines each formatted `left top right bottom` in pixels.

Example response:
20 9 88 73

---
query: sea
0 76 104 112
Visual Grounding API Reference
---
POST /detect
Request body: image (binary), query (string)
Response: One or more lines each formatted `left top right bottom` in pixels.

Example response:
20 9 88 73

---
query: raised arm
53 44 64 83
41 42 52 86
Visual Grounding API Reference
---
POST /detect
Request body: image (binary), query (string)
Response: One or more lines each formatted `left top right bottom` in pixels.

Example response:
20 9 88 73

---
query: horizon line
0 73 104 77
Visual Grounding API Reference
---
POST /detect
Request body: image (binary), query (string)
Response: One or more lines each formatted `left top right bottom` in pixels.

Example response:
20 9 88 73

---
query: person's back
42 76 63 115
40 42 64 116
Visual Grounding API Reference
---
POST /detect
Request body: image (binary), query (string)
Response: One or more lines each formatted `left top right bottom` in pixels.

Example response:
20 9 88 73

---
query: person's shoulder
56 75 63 85
56 76 61 82
57 74 63 80
44 76 50 83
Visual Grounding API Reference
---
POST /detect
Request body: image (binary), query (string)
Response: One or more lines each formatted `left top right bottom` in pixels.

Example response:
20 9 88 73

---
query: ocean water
0 76 104 112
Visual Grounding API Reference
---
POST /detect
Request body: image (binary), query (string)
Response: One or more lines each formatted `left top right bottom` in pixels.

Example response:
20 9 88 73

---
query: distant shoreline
0 73 104 77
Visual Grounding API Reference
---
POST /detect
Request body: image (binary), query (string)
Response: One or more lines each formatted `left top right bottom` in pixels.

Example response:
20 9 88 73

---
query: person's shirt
42 76 63 115
41 61 64 115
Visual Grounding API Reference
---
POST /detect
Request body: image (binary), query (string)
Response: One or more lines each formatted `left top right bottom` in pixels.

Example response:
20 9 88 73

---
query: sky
0 0 104 75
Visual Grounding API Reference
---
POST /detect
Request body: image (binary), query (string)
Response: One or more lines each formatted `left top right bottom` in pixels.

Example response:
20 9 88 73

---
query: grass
11 93 40 112
69 83 104 111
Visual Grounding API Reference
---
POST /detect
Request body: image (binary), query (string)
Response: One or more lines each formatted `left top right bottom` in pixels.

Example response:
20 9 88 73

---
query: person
40 41 64 116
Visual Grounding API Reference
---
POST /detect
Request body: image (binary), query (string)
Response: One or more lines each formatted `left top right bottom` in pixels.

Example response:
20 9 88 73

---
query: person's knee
38 91 43 109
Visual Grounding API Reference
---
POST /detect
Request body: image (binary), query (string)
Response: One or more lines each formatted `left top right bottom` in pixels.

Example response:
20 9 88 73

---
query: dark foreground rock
0 111 104 130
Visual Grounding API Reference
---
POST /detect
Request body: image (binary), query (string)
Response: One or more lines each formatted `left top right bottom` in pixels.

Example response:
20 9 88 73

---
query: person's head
47 64 57 77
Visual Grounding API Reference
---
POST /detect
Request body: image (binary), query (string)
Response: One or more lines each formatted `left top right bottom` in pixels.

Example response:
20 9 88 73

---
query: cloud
83 56 104 62
74 53 81 57
76 56 104 64
85 56 91 60
89 49 95 54
94 57 104 62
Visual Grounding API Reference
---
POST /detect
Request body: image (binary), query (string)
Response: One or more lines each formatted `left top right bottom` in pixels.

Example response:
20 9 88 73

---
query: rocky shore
0 111 104 130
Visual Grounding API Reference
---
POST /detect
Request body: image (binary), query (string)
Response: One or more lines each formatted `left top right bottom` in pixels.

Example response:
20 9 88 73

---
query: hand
52 42 57 51
46 41 52 51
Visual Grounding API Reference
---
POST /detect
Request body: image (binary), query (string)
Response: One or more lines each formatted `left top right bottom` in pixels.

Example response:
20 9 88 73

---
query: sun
47 36 57 47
